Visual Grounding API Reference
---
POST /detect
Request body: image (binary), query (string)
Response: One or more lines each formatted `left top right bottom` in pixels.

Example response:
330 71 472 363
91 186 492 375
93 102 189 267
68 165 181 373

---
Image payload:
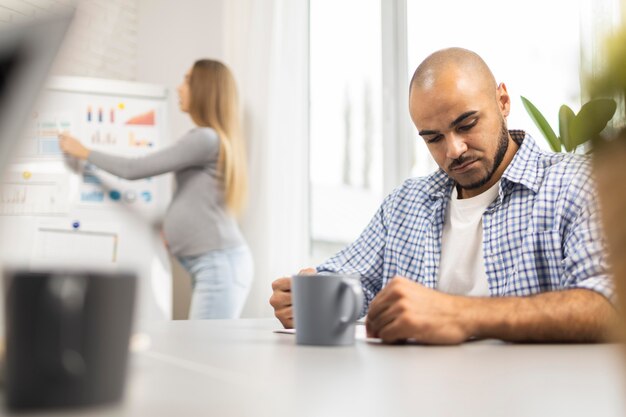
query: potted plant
521 96 616 153
522 23 626 338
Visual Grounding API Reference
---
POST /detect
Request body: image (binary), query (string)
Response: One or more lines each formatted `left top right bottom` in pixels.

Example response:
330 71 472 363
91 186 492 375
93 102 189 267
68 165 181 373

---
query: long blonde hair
188 59 248 214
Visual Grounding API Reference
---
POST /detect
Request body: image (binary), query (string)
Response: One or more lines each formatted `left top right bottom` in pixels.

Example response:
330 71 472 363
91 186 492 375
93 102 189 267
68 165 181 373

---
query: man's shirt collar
500 130 544 194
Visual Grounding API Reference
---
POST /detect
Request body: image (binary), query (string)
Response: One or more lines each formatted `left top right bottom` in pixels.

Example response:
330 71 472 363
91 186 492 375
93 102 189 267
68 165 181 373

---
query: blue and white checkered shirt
317 131 613 316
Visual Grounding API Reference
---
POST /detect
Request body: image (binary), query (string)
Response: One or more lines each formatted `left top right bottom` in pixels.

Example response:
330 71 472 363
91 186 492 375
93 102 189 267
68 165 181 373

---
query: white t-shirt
437 181 500 296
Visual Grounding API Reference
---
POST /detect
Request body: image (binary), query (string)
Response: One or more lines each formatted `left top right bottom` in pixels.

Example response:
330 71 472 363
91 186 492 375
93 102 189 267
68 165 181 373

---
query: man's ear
497 82 511 118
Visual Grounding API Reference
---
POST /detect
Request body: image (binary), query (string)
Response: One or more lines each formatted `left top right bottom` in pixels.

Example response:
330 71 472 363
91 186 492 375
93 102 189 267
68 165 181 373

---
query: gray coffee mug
3 269 136 411
292 273 363 346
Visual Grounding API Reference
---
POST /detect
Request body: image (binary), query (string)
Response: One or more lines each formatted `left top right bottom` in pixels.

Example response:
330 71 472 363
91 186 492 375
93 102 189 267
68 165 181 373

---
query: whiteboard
0 76 173 320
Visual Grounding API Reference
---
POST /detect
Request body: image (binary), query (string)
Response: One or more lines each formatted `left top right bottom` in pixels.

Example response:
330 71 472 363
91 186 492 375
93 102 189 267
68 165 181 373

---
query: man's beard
457 121 509 191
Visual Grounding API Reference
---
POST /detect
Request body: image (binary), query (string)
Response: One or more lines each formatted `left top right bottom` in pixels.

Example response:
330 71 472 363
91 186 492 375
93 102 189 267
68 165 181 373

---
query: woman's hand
59 133 90 160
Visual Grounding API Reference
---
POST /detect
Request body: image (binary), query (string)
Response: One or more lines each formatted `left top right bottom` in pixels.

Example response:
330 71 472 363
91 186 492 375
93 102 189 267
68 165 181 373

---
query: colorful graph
81 190 104 202
109 190 121 201
86 106 119 124
82 173 101 185
20 115 73 157
91 130 117 145
125 110 155 126
128 132 153 148
38 138 62 155
37 120 70 137
123 190 137 203
0 179 69 215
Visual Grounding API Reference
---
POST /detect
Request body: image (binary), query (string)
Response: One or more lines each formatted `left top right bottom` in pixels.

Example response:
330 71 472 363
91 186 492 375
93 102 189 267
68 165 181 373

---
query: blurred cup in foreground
3 269 136 411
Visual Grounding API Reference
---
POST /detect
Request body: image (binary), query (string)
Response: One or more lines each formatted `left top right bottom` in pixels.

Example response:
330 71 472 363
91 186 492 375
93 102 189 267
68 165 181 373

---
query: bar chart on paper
0 168 70 215
19 112 74 158
77 98 160 209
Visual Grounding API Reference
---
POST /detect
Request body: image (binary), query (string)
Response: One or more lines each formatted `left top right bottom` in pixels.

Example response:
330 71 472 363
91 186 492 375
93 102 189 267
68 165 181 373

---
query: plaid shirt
317 131 613 316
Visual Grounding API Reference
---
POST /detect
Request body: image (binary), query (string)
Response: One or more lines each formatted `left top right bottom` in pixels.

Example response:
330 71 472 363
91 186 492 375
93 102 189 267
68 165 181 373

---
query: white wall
136 0 225 146
221 1 311 319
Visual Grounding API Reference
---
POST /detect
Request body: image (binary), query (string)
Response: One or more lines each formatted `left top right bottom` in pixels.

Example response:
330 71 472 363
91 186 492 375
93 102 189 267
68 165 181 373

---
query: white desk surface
6 318 626 417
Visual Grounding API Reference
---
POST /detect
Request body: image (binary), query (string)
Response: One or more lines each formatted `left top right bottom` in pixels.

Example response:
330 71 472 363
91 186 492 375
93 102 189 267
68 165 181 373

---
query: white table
6 319 626 417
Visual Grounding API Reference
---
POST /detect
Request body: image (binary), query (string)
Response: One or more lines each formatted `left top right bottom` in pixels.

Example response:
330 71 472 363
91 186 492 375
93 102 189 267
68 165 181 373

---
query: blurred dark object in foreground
3 269 136 411
0 12 73 179
594 132 626 339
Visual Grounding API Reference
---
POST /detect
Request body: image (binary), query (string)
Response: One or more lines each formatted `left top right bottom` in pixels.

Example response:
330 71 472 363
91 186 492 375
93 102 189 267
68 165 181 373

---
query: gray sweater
88 127 245 257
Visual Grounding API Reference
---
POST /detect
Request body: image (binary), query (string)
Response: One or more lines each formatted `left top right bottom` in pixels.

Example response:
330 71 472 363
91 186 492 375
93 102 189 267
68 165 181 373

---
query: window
308 0 585 263
309 0 383 262
406 0 583 159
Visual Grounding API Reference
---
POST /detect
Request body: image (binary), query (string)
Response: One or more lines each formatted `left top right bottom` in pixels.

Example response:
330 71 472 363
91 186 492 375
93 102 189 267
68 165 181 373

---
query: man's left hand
366 276 472 344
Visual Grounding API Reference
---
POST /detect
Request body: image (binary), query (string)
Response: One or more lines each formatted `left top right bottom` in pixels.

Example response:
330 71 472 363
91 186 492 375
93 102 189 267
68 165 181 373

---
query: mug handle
339 278 363 325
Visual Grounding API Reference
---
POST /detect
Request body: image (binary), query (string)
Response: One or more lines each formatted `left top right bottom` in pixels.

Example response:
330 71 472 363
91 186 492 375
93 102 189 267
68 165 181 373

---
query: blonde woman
59 59 253 320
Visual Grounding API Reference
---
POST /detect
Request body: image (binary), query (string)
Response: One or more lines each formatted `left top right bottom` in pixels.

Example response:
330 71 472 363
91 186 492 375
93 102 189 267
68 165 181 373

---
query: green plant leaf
558 105 576 152
570 98 617 147
521 96 561 152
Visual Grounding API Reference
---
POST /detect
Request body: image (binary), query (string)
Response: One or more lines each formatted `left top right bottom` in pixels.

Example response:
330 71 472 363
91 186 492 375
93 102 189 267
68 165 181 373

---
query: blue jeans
177 245 253 320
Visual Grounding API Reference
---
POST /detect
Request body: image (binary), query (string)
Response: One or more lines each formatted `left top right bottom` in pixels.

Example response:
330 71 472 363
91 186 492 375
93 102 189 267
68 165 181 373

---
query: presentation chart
17 111 74 158
83 100 159 154
78 162 156 207
4 88 165 216
125 109 155 126
128 130 155 148
0 168 70 215
6 94 162 212
77 98 160 208
90 129 118 145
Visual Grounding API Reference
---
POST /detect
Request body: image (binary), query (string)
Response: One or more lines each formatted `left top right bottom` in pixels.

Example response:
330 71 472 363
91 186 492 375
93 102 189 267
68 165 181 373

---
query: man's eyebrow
418 129 439 136
418 111 479 136
450 111 478 128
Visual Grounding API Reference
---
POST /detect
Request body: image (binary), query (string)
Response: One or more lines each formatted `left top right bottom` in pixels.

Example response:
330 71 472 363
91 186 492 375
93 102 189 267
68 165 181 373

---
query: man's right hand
269 267 316 328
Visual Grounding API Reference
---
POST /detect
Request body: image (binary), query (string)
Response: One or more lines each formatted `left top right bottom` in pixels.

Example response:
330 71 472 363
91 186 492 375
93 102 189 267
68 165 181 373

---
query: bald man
270 48 616 344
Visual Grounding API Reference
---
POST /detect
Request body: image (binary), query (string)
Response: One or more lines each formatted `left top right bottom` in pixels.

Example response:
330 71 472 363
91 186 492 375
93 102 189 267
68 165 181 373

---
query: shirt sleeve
316 191 396 318
560 173 615 304
87 129 219 180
